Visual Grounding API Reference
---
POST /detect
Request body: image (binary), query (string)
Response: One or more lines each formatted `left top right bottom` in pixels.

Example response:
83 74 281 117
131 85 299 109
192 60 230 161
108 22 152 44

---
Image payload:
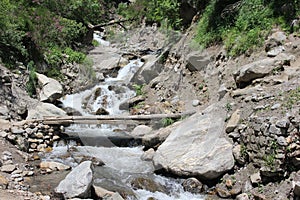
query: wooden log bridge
33 111 196 126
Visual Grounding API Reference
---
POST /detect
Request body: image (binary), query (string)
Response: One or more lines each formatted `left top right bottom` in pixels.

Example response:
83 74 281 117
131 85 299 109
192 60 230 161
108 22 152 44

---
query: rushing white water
60 59 143 115
51 40 205 199
93 32 110 46
46 144 204 200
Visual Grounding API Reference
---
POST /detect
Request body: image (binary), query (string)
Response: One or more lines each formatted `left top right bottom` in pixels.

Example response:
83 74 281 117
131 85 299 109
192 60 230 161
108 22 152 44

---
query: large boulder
89 45 121 77
130 52 167 85
265 31 287 52
36 73 63 102
186 52 211 72
233 58 276 87
55 161 93 199
26 102 67 119
153 104 234 180
234 54 295 87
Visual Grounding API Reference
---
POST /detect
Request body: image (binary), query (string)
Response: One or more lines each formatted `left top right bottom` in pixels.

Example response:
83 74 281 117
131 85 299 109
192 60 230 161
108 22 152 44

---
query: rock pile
0 150 34 191
1 122 63 153
234 114 300 181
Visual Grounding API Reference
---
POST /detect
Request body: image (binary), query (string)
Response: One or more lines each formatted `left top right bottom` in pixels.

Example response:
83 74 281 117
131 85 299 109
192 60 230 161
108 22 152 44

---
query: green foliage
40 0 109 25
133 102 145 109
46 67 63 80
43 46 87 80
0 0 107 70
26 61 37 97
161 117 175 127
240 144 248 157
118 0 182 29
26 8 87 53
0 0 27 67
44 46 86 68
198 84 204 91
133 84 145 96
225 102 232 112
194 0 298 57
264 139 278 168
78 57 96 81
64 47 86 64
92 40 100 47
264 154 276 167
194 0 219 48
44 46 63 67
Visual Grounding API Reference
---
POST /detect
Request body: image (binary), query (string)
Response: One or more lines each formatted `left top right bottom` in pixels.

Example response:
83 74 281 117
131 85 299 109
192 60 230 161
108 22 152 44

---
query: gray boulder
186 52 211 72
0 105 9 116
26 102 67 120
225 109 241 133
265 31 287 52
153 104 234 180
233 58 276 87
236 193 250 200
131 125 153 137
103 192 124 200
55 161 93 199
130 53 165 85
36 73 63 102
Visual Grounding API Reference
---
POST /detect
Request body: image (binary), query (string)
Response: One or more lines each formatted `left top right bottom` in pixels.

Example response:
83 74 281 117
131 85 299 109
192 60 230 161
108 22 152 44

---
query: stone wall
232 113 300 182
1 122 63 153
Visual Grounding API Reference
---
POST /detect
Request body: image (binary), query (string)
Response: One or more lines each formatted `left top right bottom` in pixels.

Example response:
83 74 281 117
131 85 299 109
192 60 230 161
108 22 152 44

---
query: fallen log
88 19 131 30
30 110 196 125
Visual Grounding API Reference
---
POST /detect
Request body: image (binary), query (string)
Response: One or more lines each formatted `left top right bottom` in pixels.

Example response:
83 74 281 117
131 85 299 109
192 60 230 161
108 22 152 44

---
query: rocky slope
0 22 300 199
132 26 300 199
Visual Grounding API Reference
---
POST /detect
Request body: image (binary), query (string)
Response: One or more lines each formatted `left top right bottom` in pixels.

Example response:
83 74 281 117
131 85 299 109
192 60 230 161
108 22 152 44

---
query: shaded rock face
95 107 109 115
55 161 93 199
180 2 197 26
36 73 63 103
182 177 203 194
153 104 234 180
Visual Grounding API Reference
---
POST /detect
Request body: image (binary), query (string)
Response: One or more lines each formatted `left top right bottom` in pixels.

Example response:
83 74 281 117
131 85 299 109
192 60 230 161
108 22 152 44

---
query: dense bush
117 0 182 29
26 61 38 97
195 0 300 56
0 0 108 69
0 0 28 67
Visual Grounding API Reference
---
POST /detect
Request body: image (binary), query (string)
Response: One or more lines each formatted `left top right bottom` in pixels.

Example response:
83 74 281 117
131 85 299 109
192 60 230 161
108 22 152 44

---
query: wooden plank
28 111 196 125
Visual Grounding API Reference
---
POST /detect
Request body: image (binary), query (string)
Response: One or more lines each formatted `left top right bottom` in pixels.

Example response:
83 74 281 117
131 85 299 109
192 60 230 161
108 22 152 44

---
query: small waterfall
45 40 204 199
61 59 143 115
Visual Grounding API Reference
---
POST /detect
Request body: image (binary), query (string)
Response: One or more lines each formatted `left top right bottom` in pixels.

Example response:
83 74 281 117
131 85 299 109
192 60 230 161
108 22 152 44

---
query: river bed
41 37 204 199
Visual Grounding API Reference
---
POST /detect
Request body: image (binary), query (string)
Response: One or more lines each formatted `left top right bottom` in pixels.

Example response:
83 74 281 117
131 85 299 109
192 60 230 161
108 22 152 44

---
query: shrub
194 0 284 57
0 0 104 70
0 0 28 67
26 61 38 97
132 84 145 96
64 48 86 64
78 57 96 81
161 117 175 127
117 0 182 29
44 46 63 67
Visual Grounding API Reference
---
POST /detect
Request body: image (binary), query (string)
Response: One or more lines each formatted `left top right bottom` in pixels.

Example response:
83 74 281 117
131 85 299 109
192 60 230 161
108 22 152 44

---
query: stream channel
42 35 204 200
